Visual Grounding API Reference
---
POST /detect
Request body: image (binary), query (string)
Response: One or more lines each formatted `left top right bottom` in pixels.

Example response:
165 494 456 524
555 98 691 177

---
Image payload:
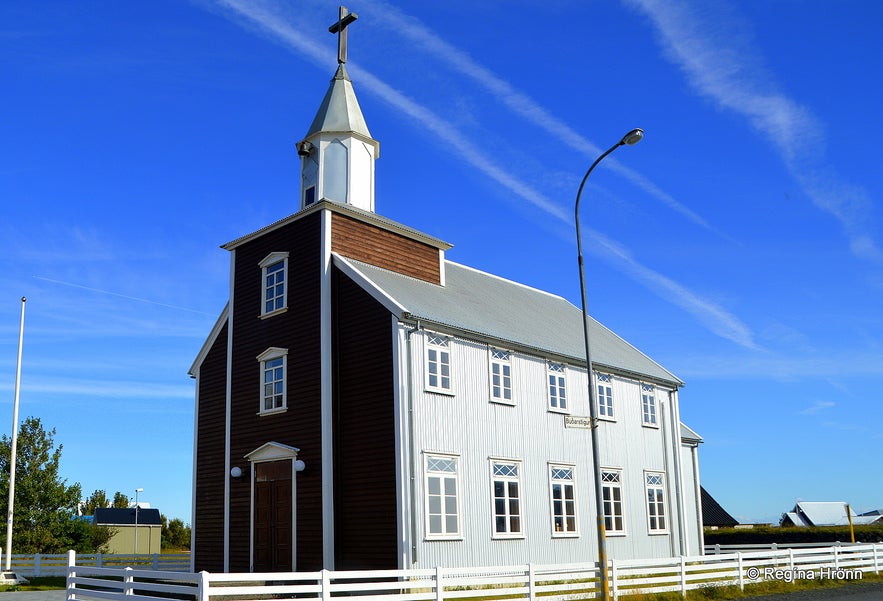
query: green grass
0 576 67 592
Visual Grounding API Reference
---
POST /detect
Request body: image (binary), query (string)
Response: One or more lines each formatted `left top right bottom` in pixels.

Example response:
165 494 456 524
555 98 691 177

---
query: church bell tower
297 6 380 213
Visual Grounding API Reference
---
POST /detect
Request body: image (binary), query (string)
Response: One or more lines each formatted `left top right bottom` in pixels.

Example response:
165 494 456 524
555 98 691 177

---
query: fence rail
704 541 880 554
0 551 190 577
65 544 882 601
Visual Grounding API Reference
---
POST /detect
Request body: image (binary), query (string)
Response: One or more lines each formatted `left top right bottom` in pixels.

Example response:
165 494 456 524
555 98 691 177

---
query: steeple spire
296 6 380 213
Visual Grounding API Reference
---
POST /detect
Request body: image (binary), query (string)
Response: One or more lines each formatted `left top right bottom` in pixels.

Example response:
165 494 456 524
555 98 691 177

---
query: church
189 7 704 573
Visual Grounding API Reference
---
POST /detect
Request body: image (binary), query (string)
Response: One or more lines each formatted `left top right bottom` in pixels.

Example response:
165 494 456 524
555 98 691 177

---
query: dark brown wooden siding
332 268 398 570
331 213 440 284
228 211 324 572
193 322 228 573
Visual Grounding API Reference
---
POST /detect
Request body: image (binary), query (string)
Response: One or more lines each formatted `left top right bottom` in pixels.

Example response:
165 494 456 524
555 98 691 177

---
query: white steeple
297 7 380 212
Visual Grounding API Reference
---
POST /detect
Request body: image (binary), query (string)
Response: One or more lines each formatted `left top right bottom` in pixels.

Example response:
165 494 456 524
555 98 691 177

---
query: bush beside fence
64 543 882 601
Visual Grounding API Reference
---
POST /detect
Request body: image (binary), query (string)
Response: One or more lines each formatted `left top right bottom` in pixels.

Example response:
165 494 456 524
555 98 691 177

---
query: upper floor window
425 453 460 538
601 469 625 535
491 460 522 537
645 472 667 533
489 349 513 404
597 373 614 419
549 465 577 536
426 334 452 393
257 347 288 414
547 362 567 412
259 252 289 317
642 384 658 426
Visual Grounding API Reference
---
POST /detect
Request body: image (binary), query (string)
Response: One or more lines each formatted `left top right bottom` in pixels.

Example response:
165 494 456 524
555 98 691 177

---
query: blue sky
1 0 880 526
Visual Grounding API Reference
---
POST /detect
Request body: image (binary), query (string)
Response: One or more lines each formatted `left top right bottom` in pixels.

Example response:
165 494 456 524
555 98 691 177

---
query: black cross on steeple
328 6 358 65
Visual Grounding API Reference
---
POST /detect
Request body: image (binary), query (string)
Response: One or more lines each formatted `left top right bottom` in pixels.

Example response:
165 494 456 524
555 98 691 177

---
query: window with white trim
547 363 567 411
425 454 460 538
549 465 577 535
601 469 625 534
259 252 289 316
491 460 522 536
645 472 667 532
597 373 614 419
642 384 658 426
489 349 513 403
257 347 288 413
426 335 452 392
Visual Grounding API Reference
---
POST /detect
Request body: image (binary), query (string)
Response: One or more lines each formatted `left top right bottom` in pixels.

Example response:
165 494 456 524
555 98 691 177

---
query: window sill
490 398 516 407
259 307 288 320
648 531 669 536
551 532 580 539
607 532 627 537
641 422 660 429
492 534 525 540
548 407 570 415
424 536 464 542
257 407 288 417
597 415 616 423
425 387 456 397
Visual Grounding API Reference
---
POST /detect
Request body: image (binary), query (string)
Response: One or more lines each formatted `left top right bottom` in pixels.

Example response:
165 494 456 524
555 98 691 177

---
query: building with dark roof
701 487 739 528
189 8 703 574
93 507 162 554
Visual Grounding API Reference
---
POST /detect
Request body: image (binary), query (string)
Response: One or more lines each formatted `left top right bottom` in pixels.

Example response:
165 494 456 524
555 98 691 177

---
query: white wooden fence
704 541 878 554
0 551 190 577
65 543 882 601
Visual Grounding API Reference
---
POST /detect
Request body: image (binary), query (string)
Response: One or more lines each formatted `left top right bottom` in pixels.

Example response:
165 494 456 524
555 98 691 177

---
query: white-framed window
549 464 578 536
426 334 452 393
425 453 460 539
642 384 658 426
547 362 567 412
490 460 522 537
597 373 614 419
645 472 667 533
257 347 288 414
259 252 289 317
601 469 625 535
489 349 513 404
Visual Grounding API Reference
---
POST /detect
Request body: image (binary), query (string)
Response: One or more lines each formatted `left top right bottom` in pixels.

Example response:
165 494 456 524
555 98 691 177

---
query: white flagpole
5 297 26 572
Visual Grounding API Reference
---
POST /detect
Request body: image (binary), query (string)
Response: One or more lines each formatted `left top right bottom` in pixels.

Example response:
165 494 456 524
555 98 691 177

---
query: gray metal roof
305 64 376 151
680 423 703 442
338 256 683 386
784 502 881 526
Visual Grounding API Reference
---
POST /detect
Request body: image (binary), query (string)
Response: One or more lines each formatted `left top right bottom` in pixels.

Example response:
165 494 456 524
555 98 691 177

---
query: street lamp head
621 128 644 146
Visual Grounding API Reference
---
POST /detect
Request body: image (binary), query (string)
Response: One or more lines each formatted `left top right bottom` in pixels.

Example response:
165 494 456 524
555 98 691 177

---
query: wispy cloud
800 400 835 415
207 0 756 349
362 0 716 233
625 0 883 263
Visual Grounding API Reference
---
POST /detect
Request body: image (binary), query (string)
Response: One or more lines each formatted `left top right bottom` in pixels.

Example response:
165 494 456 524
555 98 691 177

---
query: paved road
0 592 65 601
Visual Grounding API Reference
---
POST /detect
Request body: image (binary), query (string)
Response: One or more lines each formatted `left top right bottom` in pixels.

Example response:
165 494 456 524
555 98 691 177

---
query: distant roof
336 255 683 386
782 502 881 526
93 507 162 526
701 487 738 527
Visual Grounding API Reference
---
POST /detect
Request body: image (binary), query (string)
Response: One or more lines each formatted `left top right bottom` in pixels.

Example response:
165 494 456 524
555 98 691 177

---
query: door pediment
245 441 300 463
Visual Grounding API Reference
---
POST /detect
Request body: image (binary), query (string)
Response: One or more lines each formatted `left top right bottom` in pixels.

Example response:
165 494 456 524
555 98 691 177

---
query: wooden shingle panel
331 212 440 284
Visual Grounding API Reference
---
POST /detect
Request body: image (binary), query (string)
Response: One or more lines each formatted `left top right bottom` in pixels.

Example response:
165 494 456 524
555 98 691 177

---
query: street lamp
133 488 144 556
574 128 643 601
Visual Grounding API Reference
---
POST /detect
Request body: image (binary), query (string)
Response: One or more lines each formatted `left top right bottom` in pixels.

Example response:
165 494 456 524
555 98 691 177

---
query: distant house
93 507 163 554
701 487 738 528
780 502 883 527
861 509 883 517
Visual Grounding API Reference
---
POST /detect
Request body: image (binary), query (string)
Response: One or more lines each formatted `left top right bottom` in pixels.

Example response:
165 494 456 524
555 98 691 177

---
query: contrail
34 276 216 316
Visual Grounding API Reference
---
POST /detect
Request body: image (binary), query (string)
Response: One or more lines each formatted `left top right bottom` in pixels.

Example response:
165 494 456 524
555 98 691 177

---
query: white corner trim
320 209 335 569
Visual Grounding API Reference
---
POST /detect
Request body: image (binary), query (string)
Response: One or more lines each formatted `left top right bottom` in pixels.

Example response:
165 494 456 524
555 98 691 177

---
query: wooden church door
253 460 293 572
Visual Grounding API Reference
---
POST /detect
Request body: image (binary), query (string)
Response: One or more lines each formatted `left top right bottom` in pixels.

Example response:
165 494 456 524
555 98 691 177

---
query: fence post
124 567 134 597
610 558 618 601
737 552 744 591
34 553 42 577
714 544 721 555
435 566 444 601
679 555 687 598
874 543 880 574
198 570 210 601
67 550 76 600
788 548 794 573
321 569 331 601
834 545 840 570
152 554 159 570
527 563 536 601
97 552 103 568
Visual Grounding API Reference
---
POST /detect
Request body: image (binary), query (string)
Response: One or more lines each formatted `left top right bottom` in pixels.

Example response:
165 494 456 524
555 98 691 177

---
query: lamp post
133 487 143 556
574 128 643 601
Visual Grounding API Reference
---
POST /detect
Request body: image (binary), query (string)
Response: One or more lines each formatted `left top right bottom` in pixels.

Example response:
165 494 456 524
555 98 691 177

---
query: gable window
426 334 452 393
549 465 577 536
491 460 522 537
645 472 667 533
425 454 460 538
489 349 513 403
257 348 288 414
642 384 658 426
601 469 625 535
259 252 289 317
597 373 614 419
547 362 567 412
